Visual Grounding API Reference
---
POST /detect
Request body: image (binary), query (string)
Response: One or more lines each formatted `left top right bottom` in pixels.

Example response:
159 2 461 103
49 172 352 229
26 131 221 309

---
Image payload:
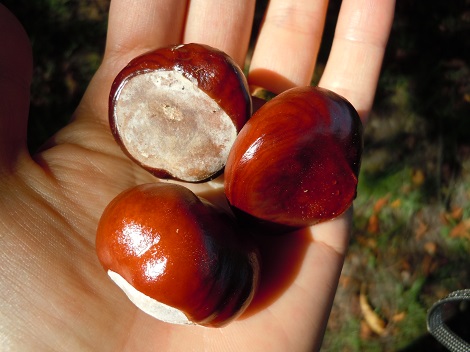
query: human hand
0 1 394 351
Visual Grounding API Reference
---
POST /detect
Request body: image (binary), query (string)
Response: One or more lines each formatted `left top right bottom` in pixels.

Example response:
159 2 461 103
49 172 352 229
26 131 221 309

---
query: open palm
0 1 394 351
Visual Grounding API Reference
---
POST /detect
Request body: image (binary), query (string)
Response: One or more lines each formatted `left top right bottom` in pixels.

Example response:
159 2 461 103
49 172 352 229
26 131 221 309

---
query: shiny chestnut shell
109 43 252 182
96 183 259 327
224 86 363 229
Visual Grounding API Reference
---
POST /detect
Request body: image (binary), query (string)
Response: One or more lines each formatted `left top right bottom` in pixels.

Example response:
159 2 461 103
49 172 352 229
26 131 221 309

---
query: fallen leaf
415 219 428 240
339 275 352 289
440 212 450 225
400 259 412 272
391 311 406 323
424 241 437 255
412 169 425 186
442 206 464 224
359 285 387 336
390 199 402 208
373 195 390 213
357 235 377 249
367 214 380 234
450 219 470 239
450 207 464 221
421 254 434 276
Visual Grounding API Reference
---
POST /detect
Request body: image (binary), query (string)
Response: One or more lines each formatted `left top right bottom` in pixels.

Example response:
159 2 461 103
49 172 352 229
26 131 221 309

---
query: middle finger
248 0 329 94
183 0 256 67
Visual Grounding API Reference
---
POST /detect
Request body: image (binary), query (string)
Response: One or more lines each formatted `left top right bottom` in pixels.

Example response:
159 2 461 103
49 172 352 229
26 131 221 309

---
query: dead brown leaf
391 311 407 323
423 241 437 256
373 195 390 213
450 219 470 239
357 235 378 249
421 254 435 276
442 206 464 224
400 259 412 272
367 214 380 235
359 284 387 336
412 169 425 186
415 219 429 240
450 206 464 221
339 275 352 289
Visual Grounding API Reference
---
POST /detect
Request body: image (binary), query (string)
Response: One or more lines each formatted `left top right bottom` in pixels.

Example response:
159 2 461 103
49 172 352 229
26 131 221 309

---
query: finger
310 207 352 255
319 0 395 121
248 0 329 94
288 210 352 350
76 0 189 125
239 211 352 351
0 4 33 170
183 0 256 67
104 0 188 64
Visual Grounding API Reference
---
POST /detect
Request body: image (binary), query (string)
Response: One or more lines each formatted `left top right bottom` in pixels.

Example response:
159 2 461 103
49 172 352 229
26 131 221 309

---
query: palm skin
0 1 395 351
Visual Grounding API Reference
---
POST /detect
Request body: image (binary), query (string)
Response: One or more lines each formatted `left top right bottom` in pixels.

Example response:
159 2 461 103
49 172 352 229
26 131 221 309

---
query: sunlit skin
0 1 395 351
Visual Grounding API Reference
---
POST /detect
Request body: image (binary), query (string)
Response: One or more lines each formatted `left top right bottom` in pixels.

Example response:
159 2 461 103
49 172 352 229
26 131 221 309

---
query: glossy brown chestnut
109 43 251 182
96 183 259 327
224 86 363 229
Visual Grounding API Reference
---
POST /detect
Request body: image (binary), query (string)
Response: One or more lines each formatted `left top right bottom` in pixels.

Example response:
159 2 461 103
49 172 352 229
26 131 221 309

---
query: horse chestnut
109 43 251 182
96 183 259 327
224 86 363 229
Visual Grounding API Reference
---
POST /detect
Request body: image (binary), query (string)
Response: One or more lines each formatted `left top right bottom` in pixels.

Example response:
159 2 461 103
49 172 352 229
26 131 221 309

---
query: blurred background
3 1 469 350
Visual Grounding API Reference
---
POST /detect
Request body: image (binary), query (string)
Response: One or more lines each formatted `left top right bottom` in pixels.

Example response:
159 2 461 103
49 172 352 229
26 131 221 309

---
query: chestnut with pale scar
109 43 251 182
96 183 260 328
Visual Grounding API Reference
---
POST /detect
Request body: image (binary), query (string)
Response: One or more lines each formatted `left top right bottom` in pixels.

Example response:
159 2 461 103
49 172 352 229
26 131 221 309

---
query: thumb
0 4 33 171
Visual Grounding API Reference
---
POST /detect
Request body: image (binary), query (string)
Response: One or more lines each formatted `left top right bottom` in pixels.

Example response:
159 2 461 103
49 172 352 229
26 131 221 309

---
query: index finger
104 0 188 65
77 0 189 124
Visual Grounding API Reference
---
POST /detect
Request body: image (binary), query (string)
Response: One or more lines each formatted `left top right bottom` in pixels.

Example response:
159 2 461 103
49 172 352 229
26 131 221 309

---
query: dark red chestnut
96 183 259 327
109 43 251 182
224 86 363 229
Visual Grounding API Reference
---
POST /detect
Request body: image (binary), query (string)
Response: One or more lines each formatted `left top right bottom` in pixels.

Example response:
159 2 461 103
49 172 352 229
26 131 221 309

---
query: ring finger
319 0 395 121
